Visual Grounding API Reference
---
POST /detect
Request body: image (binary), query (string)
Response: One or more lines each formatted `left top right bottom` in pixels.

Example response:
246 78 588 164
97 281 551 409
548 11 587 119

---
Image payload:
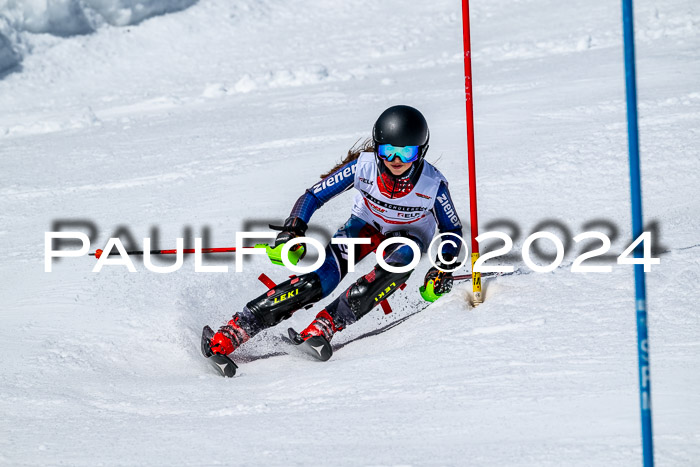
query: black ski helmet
372 105 430 162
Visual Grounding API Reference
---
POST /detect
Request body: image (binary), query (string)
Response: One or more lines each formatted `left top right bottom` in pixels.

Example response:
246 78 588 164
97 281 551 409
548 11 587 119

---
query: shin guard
347 266 412 320
246 273 324 327
326 265 413 328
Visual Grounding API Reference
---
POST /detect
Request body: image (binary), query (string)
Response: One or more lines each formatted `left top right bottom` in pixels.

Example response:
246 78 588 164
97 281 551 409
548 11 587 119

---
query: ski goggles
377 144 421 163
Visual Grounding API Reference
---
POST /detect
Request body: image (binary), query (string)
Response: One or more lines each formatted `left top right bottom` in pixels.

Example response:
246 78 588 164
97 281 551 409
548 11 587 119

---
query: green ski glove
419 265 454 302
258 242 306 266
264 217 308 266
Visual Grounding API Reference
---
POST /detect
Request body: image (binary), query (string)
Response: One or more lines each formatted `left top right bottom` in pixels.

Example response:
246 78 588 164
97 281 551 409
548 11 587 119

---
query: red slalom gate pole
461 0 483 305
90 246 248 259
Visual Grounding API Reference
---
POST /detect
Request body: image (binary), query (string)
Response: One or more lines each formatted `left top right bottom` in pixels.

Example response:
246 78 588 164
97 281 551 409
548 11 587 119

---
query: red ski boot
299 309 338 342
210 316 250 355
200 317 251 378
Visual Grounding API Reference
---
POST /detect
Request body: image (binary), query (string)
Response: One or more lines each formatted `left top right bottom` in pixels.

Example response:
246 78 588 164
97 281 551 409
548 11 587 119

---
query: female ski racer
202 105 463 371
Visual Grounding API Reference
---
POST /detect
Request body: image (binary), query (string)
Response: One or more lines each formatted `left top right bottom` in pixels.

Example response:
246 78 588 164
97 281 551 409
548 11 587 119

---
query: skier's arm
269 159 358 253
421 181 464 302
288 159 358 224
432 181 463 260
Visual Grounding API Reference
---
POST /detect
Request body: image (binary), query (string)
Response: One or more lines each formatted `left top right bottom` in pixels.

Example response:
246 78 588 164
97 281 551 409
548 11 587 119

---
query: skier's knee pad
346 266 413 320
246 273 324 327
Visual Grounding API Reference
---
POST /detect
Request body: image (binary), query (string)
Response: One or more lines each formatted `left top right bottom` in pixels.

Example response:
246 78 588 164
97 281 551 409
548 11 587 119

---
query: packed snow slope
1 0 699 465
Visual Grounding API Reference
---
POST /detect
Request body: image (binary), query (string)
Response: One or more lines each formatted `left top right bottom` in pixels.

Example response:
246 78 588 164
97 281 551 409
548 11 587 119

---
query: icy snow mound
0 27 19 72
0 0 196 72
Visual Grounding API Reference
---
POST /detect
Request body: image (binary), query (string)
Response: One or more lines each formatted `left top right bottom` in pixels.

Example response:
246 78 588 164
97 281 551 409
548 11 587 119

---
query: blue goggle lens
377 144 420 163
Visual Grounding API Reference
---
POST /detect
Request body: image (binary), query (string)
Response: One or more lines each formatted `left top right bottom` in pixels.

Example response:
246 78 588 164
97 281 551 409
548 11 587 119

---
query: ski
286 327 333 361
201 325 238 377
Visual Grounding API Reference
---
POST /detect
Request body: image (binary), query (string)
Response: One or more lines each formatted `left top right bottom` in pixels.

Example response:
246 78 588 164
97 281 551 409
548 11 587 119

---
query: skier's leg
208 271 324 354
299 239 419 342
208 216 385 355
209 268 331 355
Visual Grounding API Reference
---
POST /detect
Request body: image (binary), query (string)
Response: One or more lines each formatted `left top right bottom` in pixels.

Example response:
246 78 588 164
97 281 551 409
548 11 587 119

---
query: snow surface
0 0 196 72
1 0 699 465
